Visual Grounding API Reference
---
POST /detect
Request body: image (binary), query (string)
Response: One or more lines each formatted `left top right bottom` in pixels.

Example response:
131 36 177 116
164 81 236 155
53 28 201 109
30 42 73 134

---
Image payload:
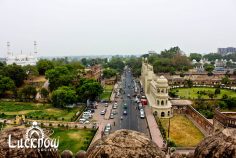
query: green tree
203 53 222 61
76 79 103 102
189 53 202 62
221 76 230 85
18 85 37 101
3 64 27 87
184 79 193 88
107 57 125 73
45 66 75 91
0 75 16 97
36 59 54 75
126 57 142 77
51 86 77 108
215 88 221 95
103 68 117 79
40 88 49 102
23 65 39 79
204 64 214 75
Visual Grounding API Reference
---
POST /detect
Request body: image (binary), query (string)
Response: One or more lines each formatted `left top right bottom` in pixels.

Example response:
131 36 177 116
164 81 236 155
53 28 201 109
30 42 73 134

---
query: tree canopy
103 68 117 79
51 86 77 108
36 59 54 75
76 78 103 102
45 66 75 91
0 75 16 97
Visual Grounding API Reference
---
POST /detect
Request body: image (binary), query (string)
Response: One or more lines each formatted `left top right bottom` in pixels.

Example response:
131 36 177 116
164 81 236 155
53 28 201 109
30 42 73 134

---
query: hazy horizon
0 0 236 57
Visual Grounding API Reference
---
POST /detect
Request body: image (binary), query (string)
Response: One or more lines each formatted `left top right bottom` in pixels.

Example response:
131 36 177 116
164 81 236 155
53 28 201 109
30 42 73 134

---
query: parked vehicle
104 128 110 135
123 110 127 115
105 103 109 107
105 123 111 130
100 109 106 115
79 118 86 124
84 120 90 124
110 113 114 119
111 110 117 115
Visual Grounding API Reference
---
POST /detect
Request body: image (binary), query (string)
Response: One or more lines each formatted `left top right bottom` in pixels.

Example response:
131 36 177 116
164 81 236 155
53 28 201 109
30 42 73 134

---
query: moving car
123 103 127 109
123 110 127 115
100 109 106 115
105 123 111 130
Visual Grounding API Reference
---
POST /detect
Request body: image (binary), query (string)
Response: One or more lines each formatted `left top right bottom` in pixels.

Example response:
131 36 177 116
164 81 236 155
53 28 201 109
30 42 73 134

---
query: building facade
141 58 173 118
5 42 38 66
218 47 236 55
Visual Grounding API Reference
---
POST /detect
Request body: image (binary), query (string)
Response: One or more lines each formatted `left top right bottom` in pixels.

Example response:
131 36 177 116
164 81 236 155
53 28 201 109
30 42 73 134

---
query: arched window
157 100 160 105
157 89 160 93
166 100 167 105
168 111 170 116
161 112 165 117
161 89 164 93
161 100 164 105
154 111 158 116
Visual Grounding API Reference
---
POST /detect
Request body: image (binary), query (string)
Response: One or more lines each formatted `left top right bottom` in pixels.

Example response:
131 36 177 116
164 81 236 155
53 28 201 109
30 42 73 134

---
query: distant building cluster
217 47 236 56
4 42 38 66
192 58 236 72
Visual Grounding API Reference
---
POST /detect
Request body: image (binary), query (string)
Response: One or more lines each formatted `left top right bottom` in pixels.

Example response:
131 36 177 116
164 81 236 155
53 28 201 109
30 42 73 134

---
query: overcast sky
0 0 235 57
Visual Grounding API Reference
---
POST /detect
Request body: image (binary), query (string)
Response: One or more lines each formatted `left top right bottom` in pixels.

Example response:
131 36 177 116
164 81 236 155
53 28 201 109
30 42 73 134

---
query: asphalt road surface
111 68 150 137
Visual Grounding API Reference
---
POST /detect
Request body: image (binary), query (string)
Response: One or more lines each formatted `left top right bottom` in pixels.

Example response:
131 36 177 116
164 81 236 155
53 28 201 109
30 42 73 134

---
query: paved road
111 68 150 137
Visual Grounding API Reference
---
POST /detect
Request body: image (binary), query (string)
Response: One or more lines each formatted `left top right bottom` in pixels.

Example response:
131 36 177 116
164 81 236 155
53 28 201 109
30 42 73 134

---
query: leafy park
100 84 114 100
0 101 84 121
159 115 204 147
170 87 236 99
51 128 96 153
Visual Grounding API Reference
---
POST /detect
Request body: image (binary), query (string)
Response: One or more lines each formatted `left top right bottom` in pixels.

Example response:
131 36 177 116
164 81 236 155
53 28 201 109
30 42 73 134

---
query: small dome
157 76 168 84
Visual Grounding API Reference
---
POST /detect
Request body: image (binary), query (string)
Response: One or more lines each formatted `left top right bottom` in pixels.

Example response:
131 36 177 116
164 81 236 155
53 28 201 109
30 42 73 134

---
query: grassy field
0 101 83 121
171 87 236 99
160 115 204 147
101 84 114 100
51 128 96 153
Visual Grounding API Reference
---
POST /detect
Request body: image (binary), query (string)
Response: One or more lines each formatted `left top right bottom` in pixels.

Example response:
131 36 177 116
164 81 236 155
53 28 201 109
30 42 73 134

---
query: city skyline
0 0 236 57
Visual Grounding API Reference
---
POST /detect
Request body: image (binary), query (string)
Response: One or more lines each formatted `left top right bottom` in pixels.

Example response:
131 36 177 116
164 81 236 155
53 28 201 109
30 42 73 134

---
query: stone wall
213 109 236 133
172 104 213 136
185 105 213 136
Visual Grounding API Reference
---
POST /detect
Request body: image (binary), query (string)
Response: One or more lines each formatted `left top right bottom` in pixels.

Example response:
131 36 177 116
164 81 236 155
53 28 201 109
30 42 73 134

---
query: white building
140 58 173 118
5 42 38 66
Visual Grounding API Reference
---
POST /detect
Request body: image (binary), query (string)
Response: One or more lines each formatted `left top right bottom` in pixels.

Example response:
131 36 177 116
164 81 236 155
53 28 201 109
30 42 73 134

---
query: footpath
145 105 164 148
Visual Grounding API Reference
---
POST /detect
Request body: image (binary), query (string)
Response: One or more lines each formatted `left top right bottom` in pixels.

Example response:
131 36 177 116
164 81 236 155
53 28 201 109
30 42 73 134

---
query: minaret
34 41 37 56
7 42 11 56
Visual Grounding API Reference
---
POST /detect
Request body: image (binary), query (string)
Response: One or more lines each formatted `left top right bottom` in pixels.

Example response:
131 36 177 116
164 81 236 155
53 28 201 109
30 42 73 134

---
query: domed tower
153 76 172 118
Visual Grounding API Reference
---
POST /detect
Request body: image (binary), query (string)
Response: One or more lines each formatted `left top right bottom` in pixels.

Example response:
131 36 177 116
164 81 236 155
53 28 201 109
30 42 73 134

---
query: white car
84 120 90 124
100 109 106 115
105 123 111 130
79 118 86 124
105 103 109 107
104 128 110 135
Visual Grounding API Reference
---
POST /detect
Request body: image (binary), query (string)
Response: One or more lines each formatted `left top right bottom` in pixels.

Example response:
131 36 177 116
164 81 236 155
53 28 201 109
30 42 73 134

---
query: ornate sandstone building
140 58 173 118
